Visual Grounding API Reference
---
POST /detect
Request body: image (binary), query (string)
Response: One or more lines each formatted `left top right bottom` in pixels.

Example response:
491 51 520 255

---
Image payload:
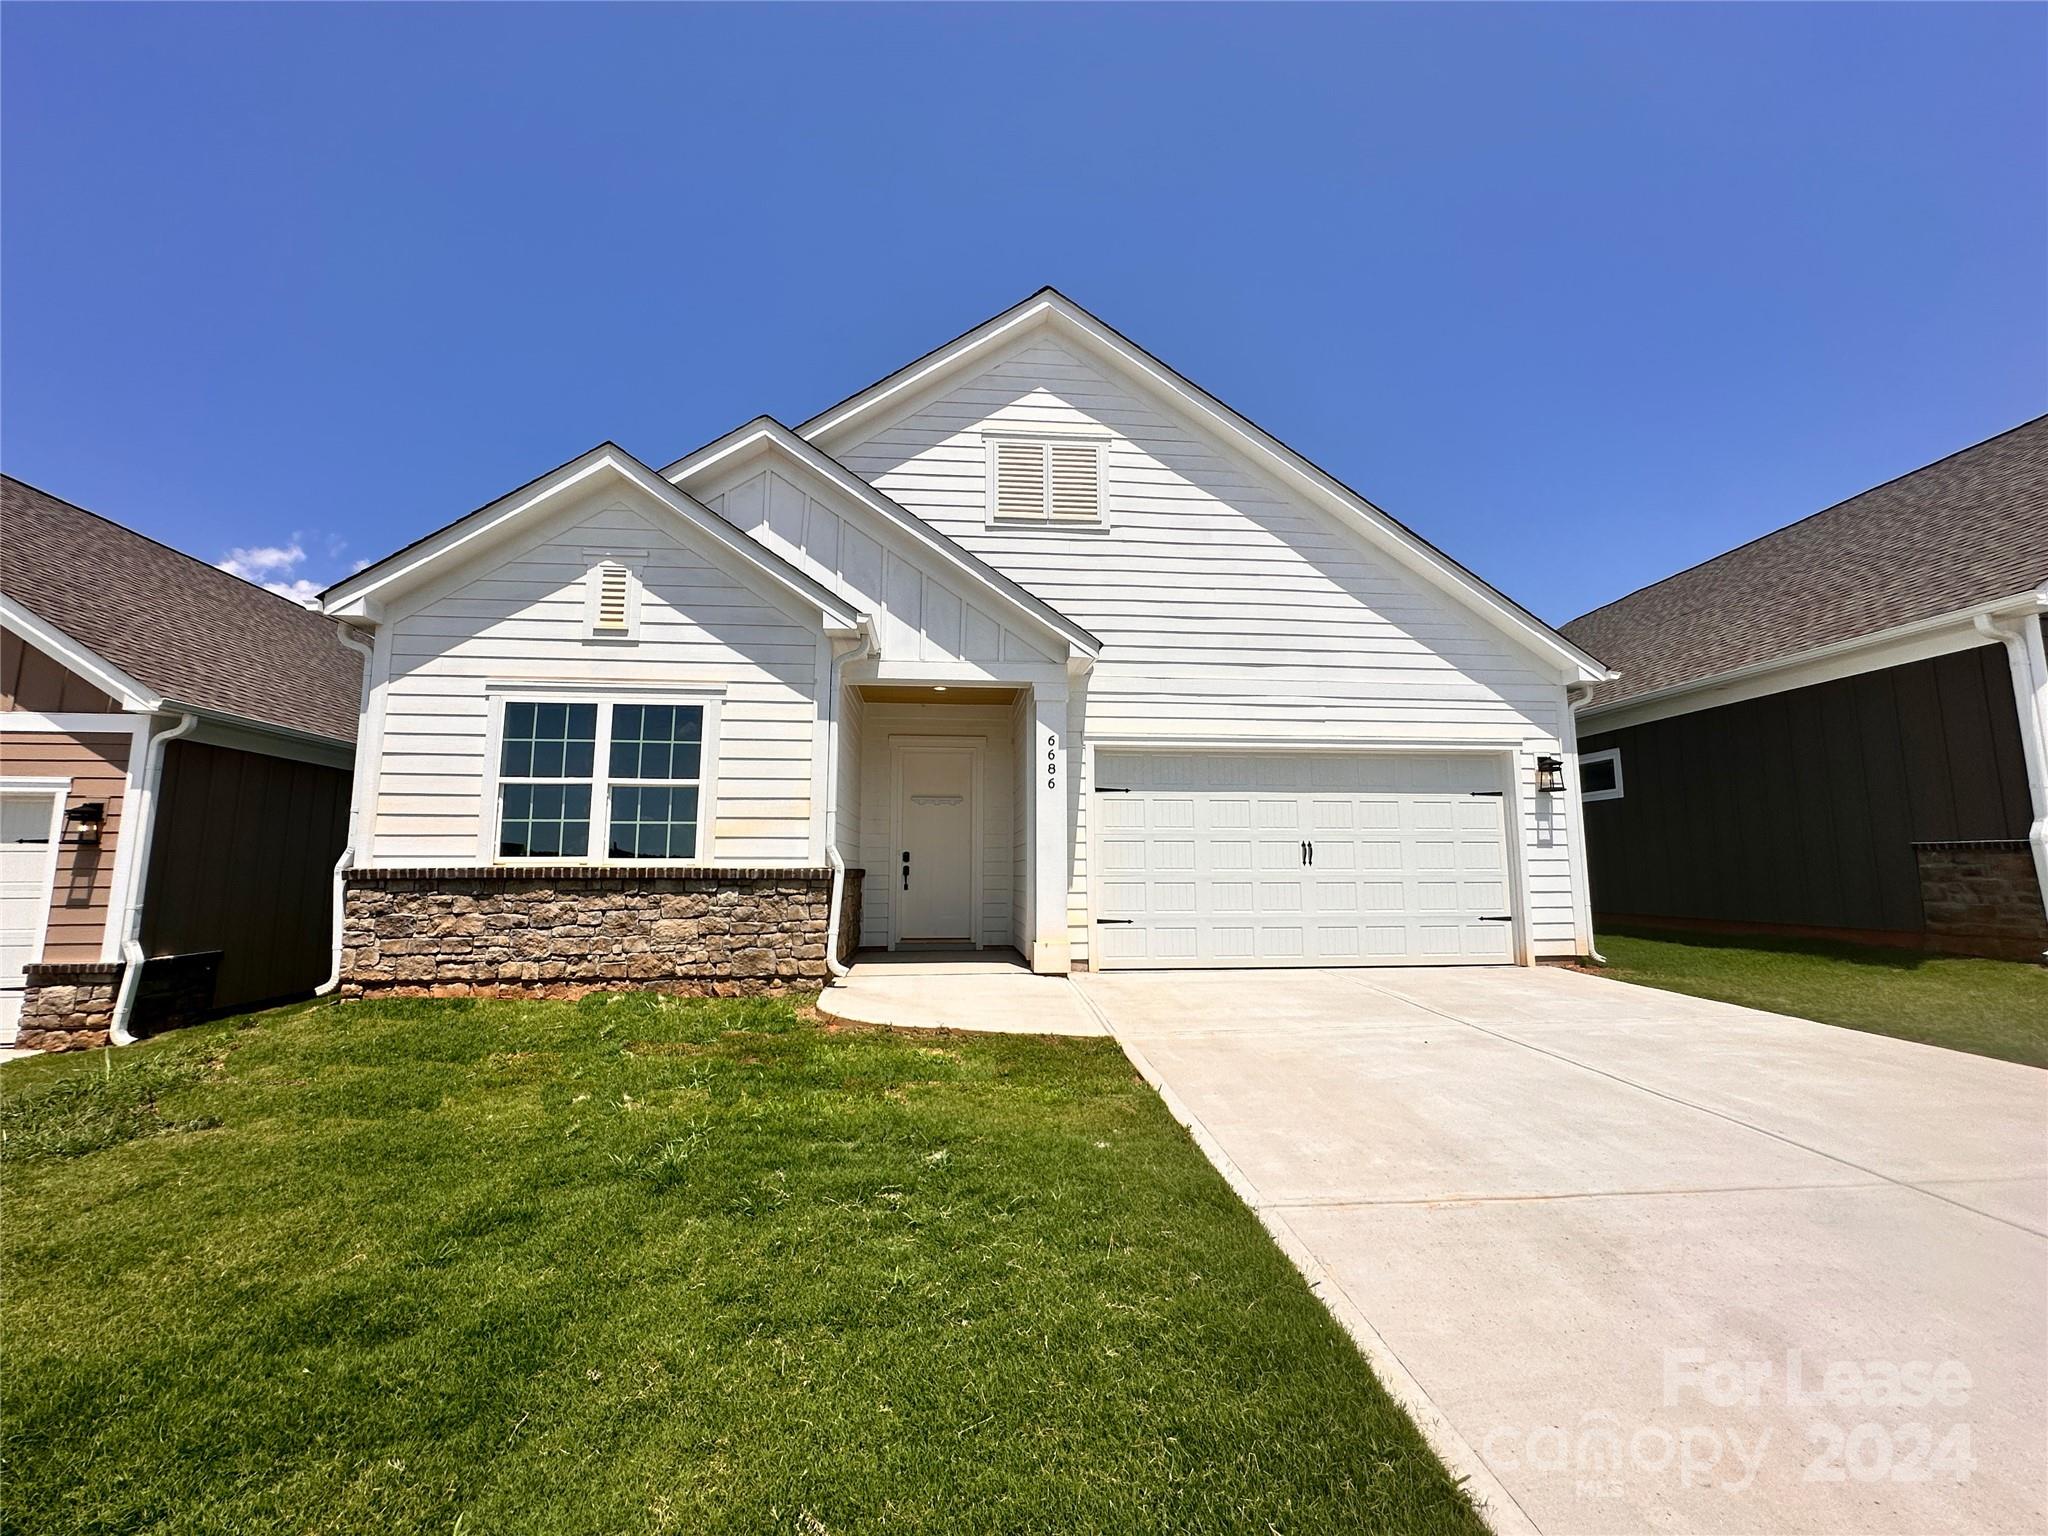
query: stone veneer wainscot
341 866 864 999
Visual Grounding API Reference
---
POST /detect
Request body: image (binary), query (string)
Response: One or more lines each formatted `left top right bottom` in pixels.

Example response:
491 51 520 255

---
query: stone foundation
15 951 226 1052
341 865 865 999
17 962 123 1052
1915 841 2048 962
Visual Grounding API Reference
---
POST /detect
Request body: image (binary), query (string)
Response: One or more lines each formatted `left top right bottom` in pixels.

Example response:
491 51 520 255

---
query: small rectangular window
607 704 704 859
498 701 598 856
1580 748 1623 802
987 437 1105 524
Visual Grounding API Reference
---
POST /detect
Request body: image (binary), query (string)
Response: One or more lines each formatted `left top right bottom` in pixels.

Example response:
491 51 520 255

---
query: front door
898 747 974 943
1 790 64 1044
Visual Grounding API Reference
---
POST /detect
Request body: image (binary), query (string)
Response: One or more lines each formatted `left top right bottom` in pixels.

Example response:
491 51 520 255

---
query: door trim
887 737 985 948
1 778 71 1039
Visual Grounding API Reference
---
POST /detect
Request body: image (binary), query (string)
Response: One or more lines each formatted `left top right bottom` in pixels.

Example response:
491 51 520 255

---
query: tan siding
2 630 119 712
0 730 132 960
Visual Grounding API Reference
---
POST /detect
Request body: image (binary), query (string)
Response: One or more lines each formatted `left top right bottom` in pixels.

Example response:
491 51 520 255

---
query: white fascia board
0 596 162 712
321 443 860 633
665 419 1100 659
1578 588 2048 735
796 291 1608 685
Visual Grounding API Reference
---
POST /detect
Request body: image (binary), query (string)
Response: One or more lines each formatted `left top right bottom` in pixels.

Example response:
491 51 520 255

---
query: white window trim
1580 747 1624 802
1 777 71 992
477 686 723 865
982 431 1110 528
581 548 646 643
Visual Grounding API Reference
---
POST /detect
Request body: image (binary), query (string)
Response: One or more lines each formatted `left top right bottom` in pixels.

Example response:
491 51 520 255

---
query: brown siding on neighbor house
1582 641 2032 935
139 738 351 1011
1 630 120 713
0 730 133 960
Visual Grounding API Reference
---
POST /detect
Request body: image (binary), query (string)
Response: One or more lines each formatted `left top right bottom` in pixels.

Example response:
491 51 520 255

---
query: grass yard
0 995 1482 1536
1594 926 2048 1068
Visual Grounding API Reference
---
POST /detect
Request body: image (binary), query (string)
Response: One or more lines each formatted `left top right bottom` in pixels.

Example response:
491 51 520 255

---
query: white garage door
1092 752 1516 969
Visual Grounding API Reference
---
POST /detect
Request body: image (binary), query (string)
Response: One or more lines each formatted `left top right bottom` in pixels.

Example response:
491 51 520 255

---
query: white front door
1093 752 1517 969
1 790 65 1043
897 747 975 943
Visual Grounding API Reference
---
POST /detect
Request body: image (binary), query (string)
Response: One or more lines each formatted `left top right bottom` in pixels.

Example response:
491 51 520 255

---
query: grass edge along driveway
1594 925 2048 1068
1 994 1486 1536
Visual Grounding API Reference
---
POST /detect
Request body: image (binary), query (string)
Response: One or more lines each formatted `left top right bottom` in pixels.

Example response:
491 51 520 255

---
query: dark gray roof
1 476 361 741
1563 416 2048 710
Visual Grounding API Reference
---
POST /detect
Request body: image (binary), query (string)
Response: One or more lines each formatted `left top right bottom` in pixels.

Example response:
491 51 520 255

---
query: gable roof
320 441 861 633
1 475 363 742
796 286 1610 684
1562 415 2048 711
663 417 1100 658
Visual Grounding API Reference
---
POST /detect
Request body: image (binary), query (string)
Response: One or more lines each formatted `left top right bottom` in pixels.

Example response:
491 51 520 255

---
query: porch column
1028 681 1071 974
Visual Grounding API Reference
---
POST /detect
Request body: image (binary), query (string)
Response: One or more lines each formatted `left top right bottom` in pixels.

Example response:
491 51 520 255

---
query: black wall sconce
64 801 107 845
1535 756 1566 794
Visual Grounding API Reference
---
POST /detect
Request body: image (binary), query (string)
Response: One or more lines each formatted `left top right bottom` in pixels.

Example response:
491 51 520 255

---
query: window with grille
986 437 1106 525
494 698 709 861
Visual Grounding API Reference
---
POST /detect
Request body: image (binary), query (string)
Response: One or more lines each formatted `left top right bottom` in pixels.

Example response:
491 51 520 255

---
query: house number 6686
1046 734 1058 790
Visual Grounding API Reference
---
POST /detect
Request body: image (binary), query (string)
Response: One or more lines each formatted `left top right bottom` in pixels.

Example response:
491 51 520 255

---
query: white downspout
821 620 876 981
107 710 200 1045
1565 680 1611 965
1973 597 2048 956
317 623 378 996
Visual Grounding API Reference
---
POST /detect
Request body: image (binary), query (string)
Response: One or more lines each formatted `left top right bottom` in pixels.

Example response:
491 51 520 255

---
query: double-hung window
494 697 708 862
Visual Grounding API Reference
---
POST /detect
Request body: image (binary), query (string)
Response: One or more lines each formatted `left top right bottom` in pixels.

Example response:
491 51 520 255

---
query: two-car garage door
1092 752 1516 969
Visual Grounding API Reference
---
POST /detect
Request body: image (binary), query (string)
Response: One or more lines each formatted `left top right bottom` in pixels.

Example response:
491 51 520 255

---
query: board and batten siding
701 460 1057 670
366 487 824 866
824 333 1581 958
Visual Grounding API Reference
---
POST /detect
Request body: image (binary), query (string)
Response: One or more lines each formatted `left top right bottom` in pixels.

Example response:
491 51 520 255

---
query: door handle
1301 841 1308 866
902 850 910 890
1307 841 1314 866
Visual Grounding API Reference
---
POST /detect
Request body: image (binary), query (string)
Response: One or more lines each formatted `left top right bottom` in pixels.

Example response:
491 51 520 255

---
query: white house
320 290 1611 995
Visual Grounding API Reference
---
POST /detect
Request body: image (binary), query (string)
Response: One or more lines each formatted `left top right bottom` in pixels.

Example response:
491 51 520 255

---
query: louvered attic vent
990 438 1105 524
588 561 637 639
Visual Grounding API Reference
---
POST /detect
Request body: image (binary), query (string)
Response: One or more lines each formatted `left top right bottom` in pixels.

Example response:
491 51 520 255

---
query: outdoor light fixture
1535 756 1566 794
64 801 106 845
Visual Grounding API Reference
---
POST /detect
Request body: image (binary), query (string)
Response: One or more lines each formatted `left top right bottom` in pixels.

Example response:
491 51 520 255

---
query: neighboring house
1563 418 2048 961
320 289 1611 997
0 477 362 1048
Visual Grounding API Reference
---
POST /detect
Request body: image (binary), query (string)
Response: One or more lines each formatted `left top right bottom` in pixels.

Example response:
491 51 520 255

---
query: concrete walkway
817 951 1105 1035
1077 965 2048 1536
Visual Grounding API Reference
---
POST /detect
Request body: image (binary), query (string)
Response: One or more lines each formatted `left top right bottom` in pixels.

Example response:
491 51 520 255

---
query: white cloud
217 540 326 607
217 542 307 580
263 578 325 607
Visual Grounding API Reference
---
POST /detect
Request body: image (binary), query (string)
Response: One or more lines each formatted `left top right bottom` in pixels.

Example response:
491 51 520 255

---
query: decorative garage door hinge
1094 918 1134 925
1093 786 1131 794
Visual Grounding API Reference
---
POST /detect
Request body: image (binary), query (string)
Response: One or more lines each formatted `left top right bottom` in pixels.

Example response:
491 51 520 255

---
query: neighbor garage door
1092 752 1516 969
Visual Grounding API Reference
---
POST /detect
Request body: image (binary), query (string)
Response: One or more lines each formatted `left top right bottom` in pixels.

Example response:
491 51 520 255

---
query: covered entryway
1091 750 1516 969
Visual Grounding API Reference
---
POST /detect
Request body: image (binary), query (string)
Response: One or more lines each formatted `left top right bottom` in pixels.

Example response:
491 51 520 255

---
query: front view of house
321 291 1610 994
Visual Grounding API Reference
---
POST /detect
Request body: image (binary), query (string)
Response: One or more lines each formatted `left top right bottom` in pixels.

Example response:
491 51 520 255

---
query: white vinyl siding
367 487 822 866
826 333 1582 959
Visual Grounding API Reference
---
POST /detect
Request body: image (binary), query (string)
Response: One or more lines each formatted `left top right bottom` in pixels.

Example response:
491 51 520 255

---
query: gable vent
990 438 1105 524
589 561 636 639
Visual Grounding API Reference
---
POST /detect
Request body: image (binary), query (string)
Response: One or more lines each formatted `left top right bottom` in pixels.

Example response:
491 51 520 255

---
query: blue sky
3 3 2042 622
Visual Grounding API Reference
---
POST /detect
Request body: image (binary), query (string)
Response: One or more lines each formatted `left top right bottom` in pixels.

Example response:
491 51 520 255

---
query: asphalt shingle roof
1 476 361 742
1562 416 2048 709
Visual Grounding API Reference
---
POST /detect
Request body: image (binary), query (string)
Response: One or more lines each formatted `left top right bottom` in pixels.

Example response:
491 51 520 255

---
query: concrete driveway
1075 965 2048 1536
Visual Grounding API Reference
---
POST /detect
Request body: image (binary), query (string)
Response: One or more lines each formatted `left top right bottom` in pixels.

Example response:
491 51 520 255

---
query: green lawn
1594 927 2048 1068
0 995 1482 1536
